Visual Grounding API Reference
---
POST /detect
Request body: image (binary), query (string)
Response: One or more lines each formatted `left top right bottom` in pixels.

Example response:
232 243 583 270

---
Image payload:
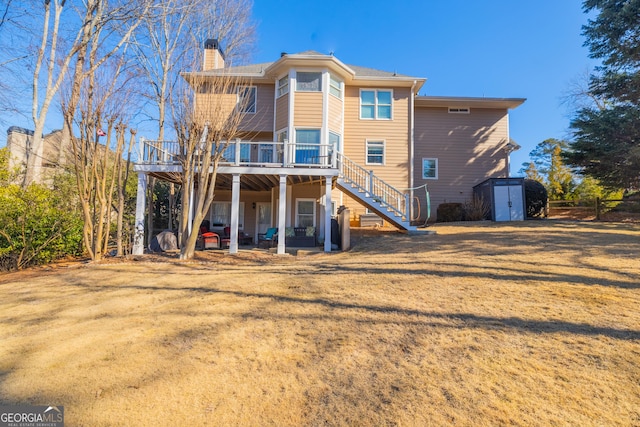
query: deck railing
336 152 410 220
139 138 337 169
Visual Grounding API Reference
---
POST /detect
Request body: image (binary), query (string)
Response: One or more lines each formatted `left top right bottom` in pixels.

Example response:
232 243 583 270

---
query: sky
251 0 597 175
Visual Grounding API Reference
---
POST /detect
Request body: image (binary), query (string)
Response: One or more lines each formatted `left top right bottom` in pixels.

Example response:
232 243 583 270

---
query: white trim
409 80 416 219
288 72 295 153
366 139 385 165
422 158 438 180
322 69 330 163
359 88 393 120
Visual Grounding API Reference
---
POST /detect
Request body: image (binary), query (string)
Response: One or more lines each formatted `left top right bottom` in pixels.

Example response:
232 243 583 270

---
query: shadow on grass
64 281 640 341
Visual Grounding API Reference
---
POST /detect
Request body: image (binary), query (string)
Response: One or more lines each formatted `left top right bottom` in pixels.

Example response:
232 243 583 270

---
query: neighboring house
5 126 69 185
133 40 525 255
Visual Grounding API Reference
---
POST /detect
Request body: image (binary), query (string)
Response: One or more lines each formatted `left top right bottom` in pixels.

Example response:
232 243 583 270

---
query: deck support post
324 176 333 252
229 174 241 254
132 172 147 255
277 174 287 255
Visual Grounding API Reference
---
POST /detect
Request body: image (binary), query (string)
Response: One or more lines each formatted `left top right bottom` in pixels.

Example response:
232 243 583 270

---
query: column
132 173 147 255
324 176 332 252
277 174 287 255
229 174 240 254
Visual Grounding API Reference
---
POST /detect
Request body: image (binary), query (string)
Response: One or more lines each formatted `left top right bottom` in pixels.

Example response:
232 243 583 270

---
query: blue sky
251 0 596 174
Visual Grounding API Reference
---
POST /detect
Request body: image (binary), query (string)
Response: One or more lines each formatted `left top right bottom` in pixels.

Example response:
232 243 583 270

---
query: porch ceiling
147 172 333 192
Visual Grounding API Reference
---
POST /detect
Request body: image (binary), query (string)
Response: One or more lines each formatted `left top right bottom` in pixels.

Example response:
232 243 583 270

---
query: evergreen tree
566 0 640 191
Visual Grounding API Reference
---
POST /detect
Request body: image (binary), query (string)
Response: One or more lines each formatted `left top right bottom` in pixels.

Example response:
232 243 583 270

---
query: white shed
473 178 525 222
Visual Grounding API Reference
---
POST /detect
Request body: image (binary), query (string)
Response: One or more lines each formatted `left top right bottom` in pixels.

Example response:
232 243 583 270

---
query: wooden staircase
335 153 417 232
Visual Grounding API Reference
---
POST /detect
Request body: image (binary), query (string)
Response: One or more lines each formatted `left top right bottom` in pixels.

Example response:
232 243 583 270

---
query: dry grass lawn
1 220 639 426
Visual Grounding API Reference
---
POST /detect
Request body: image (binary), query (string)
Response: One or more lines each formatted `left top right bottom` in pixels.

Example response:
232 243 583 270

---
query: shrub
0 183 83 271
463 195 490 221
524 179 548 218
437 203 464 222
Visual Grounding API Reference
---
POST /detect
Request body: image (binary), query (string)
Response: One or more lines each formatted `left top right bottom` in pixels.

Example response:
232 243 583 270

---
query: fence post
596 197 601 220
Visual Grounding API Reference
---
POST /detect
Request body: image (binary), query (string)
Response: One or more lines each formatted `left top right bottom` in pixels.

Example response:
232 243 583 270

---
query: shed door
494 185 524 221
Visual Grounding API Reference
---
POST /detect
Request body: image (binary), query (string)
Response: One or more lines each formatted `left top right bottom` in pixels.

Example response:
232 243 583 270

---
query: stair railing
336 152 410 221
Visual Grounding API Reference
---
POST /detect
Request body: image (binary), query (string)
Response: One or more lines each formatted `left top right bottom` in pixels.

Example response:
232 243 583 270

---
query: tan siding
194 92 237 125
194 84 274 134
413 107 509 221
275 95 289 131
293 92 323 128
340 86 411 220
238 84 274 133
328 95 343 134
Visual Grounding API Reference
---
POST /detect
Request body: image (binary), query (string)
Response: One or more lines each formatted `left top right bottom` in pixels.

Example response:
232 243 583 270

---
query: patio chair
258 227 278 248
197 220 220 250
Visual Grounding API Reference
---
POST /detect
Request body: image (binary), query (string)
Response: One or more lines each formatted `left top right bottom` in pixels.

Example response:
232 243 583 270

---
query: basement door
255 202 272 241
493 185 524 221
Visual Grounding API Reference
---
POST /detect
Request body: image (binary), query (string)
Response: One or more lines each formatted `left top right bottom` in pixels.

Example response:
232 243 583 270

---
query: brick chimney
203 38 225 70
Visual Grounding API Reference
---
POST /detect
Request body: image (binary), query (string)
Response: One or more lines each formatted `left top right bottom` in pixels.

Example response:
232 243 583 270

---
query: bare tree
173 71 248 260
25 0 150 187
131 0 256 243
66 44 140 260
115 127 136 256
561 68 610 113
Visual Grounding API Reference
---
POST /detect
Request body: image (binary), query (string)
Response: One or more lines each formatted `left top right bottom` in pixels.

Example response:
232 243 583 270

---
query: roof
190 50 421 85
415 96 526 109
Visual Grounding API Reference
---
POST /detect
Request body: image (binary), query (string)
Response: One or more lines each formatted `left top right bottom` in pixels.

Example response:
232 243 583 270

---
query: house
5 127 69 185
132 40 525 255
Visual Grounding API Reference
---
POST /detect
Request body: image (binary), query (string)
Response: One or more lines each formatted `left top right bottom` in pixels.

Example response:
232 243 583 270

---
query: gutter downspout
506 112 511 178
409 80 417 222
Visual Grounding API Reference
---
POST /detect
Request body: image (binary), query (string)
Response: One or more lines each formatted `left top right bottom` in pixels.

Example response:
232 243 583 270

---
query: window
238 86 256 113
296 199 316 227
329 75 342 98
360 89 392 119
296 72 322 91
329 132 341 152
448 107 470 114
295 129 320 164
366 140 385 165
210 202 245 229
422 158 438 179
277 76 289 97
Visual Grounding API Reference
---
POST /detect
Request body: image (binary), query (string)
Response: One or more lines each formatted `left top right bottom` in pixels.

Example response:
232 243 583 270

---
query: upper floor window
329 75 342 98
237 86 256 113
422 158 438 179
360 89 392 120
366 140 385 165
296 72 322 92
277 76 289 97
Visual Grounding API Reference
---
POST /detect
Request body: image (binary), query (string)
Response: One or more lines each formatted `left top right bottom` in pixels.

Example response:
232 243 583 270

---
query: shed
473 178 525 221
